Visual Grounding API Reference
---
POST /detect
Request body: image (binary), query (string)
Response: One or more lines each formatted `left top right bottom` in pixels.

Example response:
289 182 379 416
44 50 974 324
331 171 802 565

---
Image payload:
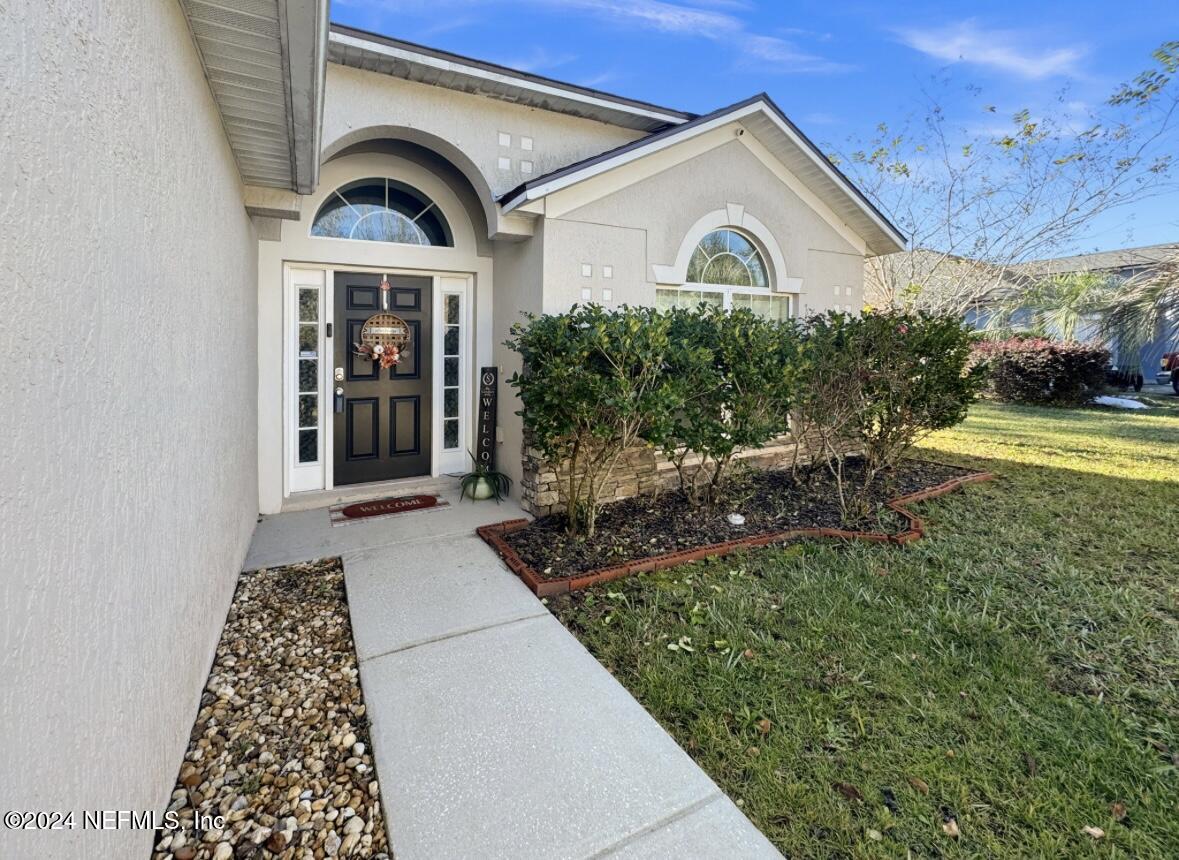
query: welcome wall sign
476 367 497 470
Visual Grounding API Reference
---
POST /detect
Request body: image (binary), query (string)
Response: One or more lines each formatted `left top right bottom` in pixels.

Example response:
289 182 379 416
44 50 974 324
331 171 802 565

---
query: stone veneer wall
521 436 822 516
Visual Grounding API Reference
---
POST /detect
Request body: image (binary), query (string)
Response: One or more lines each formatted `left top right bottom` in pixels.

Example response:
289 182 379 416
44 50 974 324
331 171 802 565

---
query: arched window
658 227 792 320
686 229 769 288
311 178 453 246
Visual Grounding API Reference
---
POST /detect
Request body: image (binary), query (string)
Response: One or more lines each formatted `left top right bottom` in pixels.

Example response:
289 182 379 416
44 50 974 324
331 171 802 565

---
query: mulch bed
153 558 390 860
479 458 991 596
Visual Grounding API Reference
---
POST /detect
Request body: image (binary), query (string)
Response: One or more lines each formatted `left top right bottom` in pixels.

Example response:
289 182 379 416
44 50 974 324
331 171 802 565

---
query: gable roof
498 94 907 256
328 23 692 133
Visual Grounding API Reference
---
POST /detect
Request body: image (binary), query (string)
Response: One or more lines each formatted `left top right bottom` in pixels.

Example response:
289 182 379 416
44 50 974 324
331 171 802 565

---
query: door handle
334 387 345 413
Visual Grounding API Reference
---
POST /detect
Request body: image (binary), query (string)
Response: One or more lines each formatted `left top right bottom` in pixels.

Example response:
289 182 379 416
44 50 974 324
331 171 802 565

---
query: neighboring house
1 3 902 856
868 243 1178 375
1013 244 1178 375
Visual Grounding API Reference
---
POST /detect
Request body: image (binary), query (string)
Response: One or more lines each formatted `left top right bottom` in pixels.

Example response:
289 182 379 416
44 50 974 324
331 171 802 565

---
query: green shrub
789 312 870 512
505 304 679 537
656 305 799 506
793 311 985 517
507 304 982 529
971 337 1108 406
852 311 987 494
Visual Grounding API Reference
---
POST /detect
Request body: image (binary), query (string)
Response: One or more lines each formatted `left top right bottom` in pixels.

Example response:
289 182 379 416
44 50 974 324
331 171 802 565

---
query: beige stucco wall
322 64 645 200
540 219 649 313
490 225 547 491
0 2 258 857
547 137 866 313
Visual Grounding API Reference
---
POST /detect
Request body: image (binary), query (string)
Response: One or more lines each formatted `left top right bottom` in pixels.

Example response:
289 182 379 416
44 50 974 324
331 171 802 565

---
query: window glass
685 229 769 289
295 284 320 464
657 289 792 322
311 178 453 247
442 292 462 451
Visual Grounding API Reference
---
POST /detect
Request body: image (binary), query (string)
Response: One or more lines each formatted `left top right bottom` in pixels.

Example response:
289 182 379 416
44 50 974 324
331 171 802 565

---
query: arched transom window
658 227 792 320
686 229 769 288
311 178 453 246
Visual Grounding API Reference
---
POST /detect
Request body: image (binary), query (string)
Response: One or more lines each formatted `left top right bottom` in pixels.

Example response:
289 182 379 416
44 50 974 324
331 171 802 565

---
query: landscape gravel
153 558 389 860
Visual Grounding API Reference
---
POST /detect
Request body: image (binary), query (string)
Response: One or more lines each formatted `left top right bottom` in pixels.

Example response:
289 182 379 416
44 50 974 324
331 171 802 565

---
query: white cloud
536 0 850 73
895 19 1085 79
497 47 578 73
344 0 850 74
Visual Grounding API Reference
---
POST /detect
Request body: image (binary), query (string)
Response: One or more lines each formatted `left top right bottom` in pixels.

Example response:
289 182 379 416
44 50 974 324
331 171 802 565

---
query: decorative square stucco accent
497 156 512 170
603 265 613 279
521 160 534 174
521 135 534 151
498 131 512 147
581 263 593 277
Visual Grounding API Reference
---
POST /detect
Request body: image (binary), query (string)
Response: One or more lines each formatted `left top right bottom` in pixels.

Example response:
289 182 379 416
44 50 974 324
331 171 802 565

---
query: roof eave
180 0 329 193
327 23 694 133
284 0 330 194
499 95 906 256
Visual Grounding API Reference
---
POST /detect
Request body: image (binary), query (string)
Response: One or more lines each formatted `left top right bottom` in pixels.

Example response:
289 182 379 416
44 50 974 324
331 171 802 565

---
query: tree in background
1100 249 1179 369
839 42 1179 316
986 271 1115 342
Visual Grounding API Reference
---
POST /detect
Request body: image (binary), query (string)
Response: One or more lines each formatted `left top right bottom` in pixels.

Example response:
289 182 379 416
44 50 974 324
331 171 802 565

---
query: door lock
334 367 344 382
334 386 345 413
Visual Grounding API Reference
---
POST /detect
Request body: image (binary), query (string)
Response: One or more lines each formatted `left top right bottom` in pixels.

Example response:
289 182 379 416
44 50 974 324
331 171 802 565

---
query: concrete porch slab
342 536 547 660
243 485 527 570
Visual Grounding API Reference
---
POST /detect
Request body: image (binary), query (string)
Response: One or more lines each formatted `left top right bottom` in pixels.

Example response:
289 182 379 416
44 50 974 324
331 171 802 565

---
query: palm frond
1099 252 1179 349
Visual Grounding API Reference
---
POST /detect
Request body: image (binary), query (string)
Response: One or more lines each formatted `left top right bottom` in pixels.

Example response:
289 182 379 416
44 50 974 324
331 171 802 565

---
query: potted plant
460 456 512 502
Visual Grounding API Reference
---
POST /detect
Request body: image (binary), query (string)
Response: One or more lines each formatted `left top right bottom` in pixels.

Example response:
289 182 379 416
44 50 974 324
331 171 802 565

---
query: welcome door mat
329 494 449 526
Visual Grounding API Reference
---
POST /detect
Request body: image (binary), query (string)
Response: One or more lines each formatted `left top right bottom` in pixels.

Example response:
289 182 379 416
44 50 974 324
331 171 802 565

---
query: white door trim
434 274 474 476
284 266 328 496
283 262 475 499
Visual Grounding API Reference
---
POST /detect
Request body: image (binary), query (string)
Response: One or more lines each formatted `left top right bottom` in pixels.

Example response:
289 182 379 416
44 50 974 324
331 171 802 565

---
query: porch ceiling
179 0 329 193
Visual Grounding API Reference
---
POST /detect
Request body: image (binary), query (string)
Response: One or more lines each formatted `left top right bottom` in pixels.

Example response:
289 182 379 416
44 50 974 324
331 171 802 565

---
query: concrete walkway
246 486 781 859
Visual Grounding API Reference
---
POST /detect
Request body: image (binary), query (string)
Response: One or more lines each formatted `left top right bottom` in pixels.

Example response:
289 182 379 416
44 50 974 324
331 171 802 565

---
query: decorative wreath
354 312 411 369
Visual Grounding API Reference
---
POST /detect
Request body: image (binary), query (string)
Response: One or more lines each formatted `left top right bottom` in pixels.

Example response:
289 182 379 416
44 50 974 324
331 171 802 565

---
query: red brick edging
477 472 994 597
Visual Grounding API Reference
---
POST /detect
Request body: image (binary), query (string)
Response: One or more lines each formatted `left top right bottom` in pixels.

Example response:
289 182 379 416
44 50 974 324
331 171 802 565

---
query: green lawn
551 400 1179 856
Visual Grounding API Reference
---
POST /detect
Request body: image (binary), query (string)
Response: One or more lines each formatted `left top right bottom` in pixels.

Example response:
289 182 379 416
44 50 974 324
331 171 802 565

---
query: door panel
333 273 432 484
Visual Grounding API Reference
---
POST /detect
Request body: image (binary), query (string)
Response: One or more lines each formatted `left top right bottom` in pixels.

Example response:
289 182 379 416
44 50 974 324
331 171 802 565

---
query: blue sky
333 1 1179 253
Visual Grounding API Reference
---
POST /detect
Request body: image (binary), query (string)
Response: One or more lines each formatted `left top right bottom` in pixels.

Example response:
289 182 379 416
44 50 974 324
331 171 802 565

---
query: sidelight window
441 292 463 451
296 285 320 464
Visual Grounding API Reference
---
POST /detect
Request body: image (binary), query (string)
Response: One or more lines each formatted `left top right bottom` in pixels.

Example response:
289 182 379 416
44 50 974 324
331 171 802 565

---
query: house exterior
258 27 904 516
1 2 901 856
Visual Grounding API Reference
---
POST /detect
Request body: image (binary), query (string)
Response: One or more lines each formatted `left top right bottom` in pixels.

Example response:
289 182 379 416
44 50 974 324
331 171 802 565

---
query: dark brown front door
334 272 432 485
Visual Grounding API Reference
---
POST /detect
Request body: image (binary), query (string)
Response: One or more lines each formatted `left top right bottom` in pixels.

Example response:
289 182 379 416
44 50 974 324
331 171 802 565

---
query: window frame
308 177 454 248
658 226 794 319
685 228 770 289
656 285 795 319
